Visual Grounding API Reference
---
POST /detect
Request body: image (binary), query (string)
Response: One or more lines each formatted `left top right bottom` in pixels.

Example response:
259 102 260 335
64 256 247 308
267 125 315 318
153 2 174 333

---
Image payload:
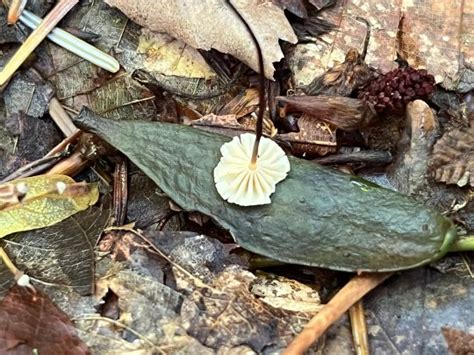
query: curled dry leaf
0 285 89 354
277 95 378 131
305 48 372 97
278 113 337 157
105 0 298 79
218 88 260 118
0 175 99 238
430 125 474 187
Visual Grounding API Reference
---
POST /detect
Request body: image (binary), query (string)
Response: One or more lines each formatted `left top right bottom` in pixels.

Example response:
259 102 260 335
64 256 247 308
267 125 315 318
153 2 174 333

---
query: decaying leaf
272 0 308 18
0 198 111 296
277 95 378 131
250 272 323 313
3 69 55 119
181 266 311 351
105 0 298 79
442 327 474 355
0 285 89 354
0 174 99 238
305 48 372 96
430 125 474 187
365 260 474 354
218 88 260 118
288 0 473 91
278 113 337 157
138 30 216 79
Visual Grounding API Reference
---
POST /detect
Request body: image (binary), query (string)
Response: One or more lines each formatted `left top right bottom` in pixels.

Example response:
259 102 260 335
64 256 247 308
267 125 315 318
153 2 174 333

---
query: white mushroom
214 133 290 206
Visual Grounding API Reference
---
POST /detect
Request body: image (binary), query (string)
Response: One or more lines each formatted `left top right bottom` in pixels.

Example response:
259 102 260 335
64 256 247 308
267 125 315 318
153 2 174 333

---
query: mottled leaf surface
0 175 99 238
75 109 456 272
289 0 473 91
105 0 298 79
0 199 110 296
0 285 89 354
365 257 474 354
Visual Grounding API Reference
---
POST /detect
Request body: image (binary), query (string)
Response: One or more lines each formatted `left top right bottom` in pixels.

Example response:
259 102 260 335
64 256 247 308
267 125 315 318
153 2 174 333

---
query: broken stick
283 272 392 355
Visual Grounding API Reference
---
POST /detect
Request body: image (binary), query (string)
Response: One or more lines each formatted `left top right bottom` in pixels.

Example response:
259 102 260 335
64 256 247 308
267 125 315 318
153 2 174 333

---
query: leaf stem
448 235 474 252
227 0 265 165
0 246 22 279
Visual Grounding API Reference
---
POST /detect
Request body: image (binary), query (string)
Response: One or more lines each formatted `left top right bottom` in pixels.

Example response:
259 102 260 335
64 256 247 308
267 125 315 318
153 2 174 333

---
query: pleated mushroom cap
214 133 290 206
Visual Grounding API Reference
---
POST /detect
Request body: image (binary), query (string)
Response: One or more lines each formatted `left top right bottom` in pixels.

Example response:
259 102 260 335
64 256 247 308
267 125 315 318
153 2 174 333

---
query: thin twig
45 130 82 157
284 273 392 355
7 0 26 24
113 157 128 226
72 314 156 347
49 97 80 137
104 226 213 290
0 152 67 184
0 247 22 278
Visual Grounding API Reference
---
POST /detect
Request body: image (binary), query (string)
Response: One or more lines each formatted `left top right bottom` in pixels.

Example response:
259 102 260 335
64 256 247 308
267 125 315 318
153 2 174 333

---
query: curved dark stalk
227 0 266 167
355 17 371 61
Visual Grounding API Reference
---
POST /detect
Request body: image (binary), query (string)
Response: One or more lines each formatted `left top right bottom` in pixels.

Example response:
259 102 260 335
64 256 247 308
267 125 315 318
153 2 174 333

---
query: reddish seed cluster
358 67 435 113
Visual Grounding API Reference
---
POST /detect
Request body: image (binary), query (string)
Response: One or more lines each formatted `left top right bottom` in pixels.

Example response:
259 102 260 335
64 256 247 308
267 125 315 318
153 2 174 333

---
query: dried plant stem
7 0 26 24
0 247 22 279
49 97 80 137
0 0 79 86
349 301 370 355
45 130 82 157
46 151 90 176
284 272 392 355
113 157 128 226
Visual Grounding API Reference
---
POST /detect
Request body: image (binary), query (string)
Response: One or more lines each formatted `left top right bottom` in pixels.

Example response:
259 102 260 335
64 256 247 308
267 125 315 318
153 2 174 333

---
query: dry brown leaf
289 0 473 91
105 0 298 79
137 30 216 79
272 0 308 17
278 113 337 157
218 88 260 118
250 272 323 313
277 95 377 130
442 327 474 355
0 285 89 354
431 125 474 187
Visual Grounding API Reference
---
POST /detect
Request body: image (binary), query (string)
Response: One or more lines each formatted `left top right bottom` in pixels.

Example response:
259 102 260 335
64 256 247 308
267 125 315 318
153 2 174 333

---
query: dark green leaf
74 108 457 272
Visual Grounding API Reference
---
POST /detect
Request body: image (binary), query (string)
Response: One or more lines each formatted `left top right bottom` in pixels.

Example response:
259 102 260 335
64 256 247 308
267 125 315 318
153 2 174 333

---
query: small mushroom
214 0 290 207
214 133 290 206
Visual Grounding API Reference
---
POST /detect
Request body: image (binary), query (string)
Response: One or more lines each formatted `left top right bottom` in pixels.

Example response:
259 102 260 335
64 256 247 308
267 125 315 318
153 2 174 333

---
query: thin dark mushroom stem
227 0 266 168
355 16 371 61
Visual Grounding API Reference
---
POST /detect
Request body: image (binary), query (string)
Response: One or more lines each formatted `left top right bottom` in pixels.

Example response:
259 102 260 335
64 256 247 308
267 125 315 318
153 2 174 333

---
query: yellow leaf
0 174 99 238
